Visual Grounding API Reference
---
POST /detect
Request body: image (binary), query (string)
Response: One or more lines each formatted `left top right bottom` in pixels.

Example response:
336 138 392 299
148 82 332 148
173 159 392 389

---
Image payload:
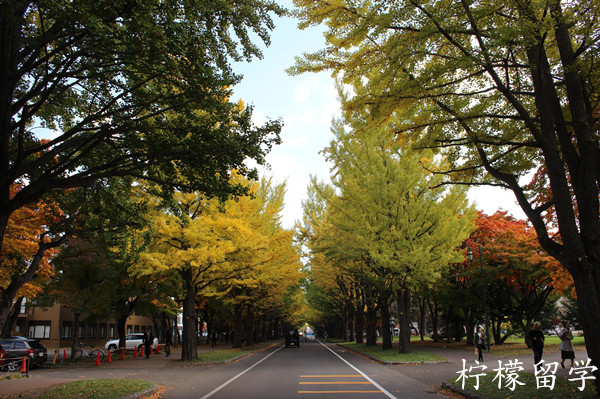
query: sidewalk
0 344 221 398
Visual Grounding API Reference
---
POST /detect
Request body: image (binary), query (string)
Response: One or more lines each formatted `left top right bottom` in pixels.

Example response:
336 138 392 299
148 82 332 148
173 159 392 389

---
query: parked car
10 336 47 368
0 338 34 371
26 339 48 367
0 343 5 367
304 332 316 342
284 328 300 348
105 333 158 352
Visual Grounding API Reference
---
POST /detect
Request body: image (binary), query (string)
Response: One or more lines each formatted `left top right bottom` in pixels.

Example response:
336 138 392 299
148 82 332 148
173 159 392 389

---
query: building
12 300 156 349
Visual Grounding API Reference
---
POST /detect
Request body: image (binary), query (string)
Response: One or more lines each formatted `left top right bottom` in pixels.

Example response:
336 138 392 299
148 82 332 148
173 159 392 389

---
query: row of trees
1 0 288 358
291 0 600 390
8 174 304 361
299 115 475 353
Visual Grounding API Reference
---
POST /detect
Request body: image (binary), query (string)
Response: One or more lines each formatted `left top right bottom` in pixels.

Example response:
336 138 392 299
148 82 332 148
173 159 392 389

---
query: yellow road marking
298 391 382 394
299 382 372 385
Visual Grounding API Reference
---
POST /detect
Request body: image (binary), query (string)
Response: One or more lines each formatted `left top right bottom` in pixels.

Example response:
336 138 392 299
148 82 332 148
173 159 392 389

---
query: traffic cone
120 348 125 360
95 351 100 366
156 344 160 354
133 347 138 358
63 349 67 360
20 356 27 374
140 346 144 357
150 346 154 355
107 350 112 363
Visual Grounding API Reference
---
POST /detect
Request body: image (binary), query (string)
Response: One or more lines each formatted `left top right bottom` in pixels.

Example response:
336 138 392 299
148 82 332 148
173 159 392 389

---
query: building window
134 325 140 333
88 323 96 339
62 321 73 339
19 298 27 314
99 323 107 339
109 324 115 339
127 325 132 334
78 322 85 339
28 321 51 339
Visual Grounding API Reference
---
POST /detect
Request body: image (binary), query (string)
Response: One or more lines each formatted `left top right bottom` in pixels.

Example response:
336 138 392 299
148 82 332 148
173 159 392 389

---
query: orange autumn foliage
0 184 61 297
467 210 572 294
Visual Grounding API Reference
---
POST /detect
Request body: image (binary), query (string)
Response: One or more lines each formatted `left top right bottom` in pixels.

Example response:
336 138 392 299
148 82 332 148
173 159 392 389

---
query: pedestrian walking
164 326 172 357
144 328 153 359
559 321 575 369
526 321 545 370
475 326 485 362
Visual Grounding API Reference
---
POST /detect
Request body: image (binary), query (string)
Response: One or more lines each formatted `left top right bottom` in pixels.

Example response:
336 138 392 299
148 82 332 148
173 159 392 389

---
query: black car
26 339 48 367
284 328 300 348
0 338 34 371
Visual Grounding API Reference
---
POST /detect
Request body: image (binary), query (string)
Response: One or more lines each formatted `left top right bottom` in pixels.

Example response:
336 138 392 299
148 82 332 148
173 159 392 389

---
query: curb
120 383 159 399
336 343 448 365
441 381 491 399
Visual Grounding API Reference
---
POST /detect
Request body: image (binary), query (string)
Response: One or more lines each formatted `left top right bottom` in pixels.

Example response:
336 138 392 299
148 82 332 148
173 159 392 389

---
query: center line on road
299 381 372 385
319 341 398 399
200 345 283 399
298 391 382 394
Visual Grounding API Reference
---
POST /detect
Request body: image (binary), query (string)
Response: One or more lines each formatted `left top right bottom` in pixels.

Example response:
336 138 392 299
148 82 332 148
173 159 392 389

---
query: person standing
559 321 575 368
526 322 545 370
144 328 153 359
475 326 485 362
211 331 218 348
164 326 172 357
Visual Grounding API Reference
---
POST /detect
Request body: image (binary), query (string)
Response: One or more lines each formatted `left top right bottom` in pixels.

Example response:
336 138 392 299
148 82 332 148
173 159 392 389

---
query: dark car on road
0 338 34 371
284 328 300 348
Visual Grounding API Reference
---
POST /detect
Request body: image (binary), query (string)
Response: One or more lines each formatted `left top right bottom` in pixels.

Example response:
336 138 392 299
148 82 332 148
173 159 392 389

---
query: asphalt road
165 340 446 399
0 341 456 399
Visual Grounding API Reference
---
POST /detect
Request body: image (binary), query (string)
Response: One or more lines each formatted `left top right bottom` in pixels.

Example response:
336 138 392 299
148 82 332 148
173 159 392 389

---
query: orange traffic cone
107 350 112 363
95 351 101 366
63 349 67 360
133 347 138 358
150 346 154 355
140 346 144 357
156 344 160 354
120 348 125 360
20 356 27 374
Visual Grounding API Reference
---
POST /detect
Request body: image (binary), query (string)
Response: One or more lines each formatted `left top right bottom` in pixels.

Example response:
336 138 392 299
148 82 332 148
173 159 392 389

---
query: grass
13 379 153 399
338 341 444 362
194 347 254 363
448 372 597 398
410 335 586 358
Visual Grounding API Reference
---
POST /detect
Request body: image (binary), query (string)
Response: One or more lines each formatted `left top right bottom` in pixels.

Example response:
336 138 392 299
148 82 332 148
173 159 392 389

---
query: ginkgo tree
291 0 600 383
133 175 302 360
304 116 475 352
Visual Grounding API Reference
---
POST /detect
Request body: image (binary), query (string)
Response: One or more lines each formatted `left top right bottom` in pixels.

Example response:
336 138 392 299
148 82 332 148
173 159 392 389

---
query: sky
231 1 525 229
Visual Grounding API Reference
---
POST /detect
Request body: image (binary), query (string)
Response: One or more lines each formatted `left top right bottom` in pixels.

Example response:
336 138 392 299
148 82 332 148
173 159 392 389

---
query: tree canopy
291 0 600 385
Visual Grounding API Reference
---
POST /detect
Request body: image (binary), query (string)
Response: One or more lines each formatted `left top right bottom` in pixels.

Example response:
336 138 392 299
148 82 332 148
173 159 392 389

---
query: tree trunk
466 310 474 345
117 315 127 349
180 269 198 360
355 293 364 344
0 296 23 338
365 299 378 346
244 308 254 346
342 301 349 341
380 296 392 350
232 303 243 348
419 295 426 341
428 299 440 343
397 289 411 354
